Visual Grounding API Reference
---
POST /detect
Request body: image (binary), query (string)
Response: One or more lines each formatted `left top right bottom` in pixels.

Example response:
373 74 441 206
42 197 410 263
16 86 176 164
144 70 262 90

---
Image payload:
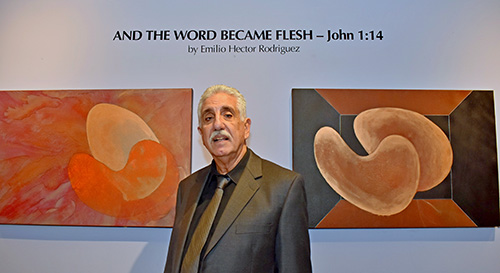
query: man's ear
244 118 251 139
197 126 202 135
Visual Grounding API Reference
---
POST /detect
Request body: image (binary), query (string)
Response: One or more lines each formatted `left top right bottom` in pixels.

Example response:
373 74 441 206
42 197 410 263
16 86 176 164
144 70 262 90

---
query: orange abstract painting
0 89 192 227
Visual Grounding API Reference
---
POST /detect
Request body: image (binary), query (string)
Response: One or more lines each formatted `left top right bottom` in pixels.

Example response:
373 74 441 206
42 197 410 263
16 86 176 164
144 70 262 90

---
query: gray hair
197 84 247 125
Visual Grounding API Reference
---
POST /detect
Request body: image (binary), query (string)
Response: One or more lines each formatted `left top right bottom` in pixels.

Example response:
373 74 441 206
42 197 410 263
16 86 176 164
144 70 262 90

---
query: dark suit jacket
164 150 312 273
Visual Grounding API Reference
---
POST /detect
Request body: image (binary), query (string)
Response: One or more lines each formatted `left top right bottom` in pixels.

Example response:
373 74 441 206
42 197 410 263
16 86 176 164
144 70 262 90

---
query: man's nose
213 114 225 130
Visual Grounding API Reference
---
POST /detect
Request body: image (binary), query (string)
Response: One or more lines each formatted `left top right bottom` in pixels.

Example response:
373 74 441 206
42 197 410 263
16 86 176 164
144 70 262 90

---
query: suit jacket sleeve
276 173 312 273
164 180 184 273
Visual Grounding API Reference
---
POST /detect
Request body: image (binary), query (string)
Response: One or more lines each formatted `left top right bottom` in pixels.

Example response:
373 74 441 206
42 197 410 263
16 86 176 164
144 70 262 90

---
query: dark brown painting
292 89 499 228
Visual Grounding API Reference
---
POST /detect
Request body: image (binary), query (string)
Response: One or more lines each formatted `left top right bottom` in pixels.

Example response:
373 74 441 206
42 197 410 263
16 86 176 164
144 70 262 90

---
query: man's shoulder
179 164 211 185
191 164 212 176
251 150 301 179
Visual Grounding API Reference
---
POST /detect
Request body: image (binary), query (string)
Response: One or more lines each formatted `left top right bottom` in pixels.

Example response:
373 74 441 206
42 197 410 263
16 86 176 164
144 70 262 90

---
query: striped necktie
181 175 230 273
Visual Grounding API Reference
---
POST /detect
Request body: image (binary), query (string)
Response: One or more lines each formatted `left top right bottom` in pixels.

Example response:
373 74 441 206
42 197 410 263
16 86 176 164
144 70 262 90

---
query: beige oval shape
86 103 159 171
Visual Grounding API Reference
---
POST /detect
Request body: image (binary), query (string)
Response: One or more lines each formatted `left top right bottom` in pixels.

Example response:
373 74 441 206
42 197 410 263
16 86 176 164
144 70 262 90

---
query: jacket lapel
203 151 263 257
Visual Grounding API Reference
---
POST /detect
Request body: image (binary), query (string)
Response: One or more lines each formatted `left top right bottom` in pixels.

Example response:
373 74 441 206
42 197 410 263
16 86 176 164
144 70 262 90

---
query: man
164 84 312 273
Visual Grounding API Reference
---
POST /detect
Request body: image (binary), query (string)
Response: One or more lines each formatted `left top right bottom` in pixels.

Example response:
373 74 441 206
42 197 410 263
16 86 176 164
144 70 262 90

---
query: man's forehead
201 93 238 111
201 104 238 116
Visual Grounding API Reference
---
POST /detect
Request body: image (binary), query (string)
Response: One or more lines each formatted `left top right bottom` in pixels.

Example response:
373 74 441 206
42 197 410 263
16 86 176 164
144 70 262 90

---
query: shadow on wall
308 227 497 243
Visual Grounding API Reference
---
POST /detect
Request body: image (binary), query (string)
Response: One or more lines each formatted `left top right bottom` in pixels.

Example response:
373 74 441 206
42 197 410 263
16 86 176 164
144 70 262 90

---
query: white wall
1 0 499 272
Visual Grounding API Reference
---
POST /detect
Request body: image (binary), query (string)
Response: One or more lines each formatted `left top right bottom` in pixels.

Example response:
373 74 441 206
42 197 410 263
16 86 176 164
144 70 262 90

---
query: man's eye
204 116 213 122
224 113 233 119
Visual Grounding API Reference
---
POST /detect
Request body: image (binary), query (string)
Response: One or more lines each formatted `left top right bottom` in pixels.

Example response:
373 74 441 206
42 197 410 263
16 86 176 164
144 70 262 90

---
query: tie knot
216 175 230 190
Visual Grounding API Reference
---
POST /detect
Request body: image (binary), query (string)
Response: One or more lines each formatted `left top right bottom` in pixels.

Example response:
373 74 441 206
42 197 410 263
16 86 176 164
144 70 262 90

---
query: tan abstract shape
67 103 179 221
314 126 420 216
354 107 453 191
86 103 160 171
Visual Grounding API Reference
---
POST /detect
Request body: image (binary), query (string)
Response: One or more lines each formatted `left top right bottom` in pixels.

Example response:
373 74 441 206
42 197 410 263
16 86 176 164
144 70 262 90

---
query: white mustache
210 130 231 142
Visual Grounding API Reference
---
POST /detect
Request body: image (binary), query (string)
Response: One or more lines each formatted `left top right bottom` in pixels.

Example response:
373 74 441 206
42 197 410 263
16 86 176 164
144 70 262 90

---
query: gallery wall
1 0 500 272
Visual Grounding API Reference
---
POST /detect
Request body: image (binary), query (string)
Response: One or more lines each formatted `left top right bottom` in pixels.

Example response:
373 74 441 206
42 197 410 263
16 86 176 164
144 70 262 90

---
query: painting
0 89 192 227
292 89 500 228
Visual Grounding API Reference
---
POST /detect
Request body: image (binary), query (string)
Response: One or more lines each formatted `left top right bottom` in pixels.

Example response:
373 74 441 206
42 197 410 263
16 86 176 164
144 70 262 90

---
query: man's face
198 92 251 162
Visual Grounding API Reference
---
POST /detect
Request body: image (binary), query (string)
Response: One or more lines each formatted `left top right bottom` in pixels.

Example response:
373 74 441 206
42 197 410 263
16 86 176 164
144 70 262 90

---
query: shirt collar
210 149 251 185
